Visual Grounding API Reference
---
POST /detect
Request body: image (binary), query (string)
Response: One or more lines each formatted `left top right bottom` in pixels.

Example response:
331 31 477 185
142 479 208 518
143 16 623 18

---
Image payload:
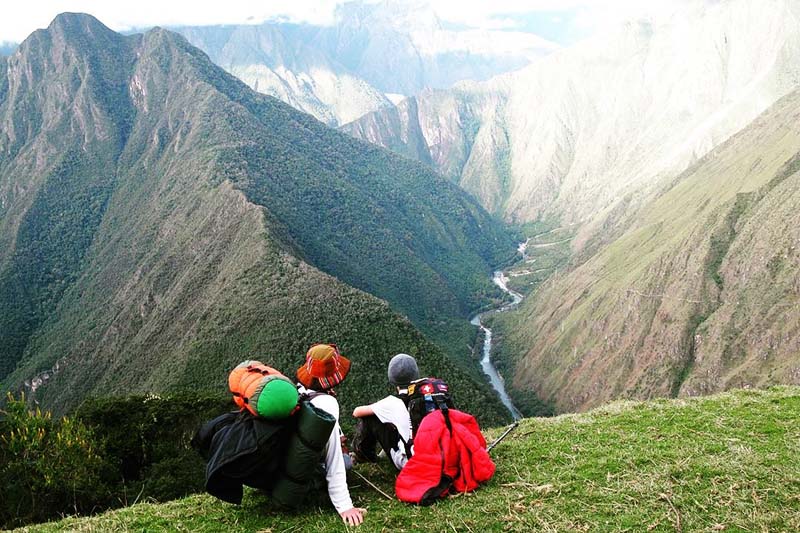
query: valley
2 1 800 530
0 13 514 426
470 269 524 420
2 0 799 423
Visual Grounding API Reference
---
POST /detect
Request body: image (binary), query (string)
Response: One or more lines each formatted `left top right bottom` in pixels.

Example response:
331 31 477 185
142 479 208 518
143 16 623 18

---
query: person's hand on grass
340 507 367 526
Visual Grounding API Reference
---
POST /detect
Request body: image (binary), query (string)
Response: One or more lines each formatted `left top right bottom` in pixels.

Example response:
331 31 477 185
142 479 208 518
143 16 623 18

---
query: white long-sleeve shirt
304 389 354 514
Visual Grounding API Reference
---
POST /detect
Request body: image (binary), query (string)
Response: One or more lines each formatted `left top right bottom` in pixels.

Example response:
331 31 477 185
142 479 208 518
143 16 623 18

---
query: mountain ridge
344 0 800 227
0 13 512 423
494 86 800 412
173 0 557 126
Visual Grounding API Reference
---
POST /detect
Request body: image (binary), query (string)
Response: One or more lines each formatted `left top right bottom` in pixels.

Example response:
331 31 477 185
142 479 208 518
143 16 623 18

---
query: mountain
494 86 800 412
344 0 800 224
23 387 800 531
0 13 514 421
174 24 391 126
173 0 557 126
314 0 557 95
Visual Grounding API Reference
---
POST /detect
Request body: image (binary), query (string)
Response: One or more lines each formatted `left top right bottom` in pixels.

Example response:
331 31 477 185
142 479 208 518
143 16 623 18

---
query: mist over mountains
345 0 800 225
173 0 557 126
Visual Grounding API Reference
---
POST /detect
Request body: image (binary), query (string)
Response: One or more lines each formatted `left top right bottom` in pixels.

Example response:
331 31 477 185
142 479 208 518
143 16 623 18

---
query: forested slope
0 14 512 421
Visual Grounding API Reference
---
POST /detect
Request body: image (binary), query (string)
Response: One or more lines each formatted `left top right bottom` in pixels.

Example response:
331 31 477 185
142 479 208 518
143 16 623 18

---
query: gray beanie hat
388 353 419 386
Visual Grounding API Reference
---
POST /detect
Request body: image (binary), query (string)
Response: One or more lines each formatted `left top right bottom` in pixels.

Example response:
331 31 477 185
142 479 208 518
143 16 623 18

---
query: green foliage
24 387 800 532
216 100 514 327
0 17 516 427
0 152 115 378
704 194 750 291
0 393 109 529
74 394 231 503
0 392 233 528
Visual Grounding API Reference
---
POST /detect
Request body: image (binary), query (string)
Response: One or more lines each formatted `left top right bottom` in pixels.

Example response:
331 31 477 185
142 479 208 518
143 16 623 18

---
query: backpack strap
435 396 452 433
300 390 324 401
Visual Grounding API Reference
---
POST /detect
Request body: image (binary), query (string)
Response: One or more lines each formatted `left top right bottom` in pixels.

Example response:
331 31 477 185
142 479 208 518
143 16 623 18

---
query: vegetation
488 88 800 413
0 394 108 529
16 387 800 532
0 392 235 529
0 152 115 377
0 14 513 427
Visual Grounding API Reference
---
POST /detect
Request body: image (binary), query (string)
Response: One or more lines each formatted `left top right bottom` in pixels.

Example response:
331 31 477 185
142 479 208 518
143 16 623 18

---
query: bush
0 393 110 528
74 393 231 504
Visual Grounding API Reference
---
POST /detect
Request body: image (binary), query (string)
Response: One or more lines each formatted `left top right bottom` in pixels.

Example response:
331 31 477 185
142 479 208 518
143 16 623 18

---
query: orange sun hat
296 343 351 390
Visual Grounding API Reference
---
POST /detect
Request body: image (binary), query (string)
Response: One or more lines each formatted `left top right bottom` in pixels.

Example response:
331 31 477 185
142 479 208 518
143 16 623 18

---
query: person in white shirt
296 343 366 527
351 353 418 471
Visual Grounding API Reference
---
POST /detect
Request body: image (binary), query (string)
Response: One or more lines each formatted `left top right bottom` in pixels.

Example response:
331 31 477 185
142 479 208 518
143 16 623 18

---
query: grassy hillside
494 87 800 413
0 14 513 420
17 387 800 532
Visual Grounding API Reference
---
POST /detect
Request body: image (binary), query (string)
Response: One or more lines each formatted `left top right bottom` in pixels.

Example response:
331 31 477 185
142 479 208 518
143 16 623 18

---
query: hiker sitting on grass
350 353 418 471
296 343 367 526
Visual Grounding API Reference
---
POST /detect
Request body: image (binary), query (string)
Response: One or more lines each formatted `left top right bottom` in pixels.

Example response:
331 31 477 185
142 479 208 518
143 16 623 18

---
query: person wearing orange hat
296 343 366 527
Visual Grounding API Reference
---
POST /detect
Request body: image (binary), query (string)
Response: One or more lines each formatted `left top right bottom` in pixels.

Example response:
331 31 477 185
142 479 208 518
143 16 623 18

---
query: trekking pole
487 421 519 453
352 469 394 501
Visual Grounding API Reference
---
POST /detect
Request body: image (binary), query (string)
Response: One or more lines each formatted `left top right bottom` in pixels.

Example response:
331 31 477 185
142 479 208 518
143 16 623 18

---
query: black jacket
192 399 335 506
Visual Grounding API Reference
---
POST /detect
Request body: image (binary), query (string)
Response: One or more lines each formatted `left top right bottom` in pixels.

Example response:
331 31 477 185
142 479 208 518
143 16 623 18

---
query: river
470 266 525 420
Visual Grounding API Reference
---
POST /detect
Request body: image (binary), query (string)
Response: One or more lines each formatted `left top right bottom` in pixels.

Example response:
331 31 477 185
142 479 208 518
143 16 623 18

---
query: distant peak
19 12 127 57
48 12 112 36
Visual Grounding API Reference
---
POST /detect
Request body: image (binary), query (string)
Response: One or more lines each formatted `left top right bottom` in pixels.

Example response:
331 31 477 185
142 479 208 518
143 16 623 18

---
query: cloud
430 0 686 33
0 0 693 44
0 0 343 42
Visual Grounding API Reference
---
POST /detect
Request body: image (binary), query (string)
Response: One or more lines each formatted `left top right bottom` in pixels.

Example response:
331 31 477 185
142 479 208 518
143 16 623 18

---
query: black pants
351 415 404 470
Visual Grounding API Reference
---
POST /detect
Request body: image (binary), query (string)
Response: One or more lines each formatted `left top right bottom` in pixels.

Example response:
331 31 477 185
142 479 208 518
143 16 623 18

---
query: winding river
470 264 525 420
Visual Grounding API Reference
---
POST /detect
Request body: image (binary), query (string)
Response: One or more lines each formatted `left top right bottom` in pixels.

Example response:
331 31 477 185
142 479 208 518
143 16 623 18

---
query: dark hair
309 379 337 396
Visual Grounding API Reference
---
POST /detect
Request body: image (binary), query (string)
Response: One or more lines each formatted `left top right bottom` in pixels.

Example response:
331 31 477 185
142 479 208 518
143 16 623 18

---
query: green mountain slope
20 387 800 532
0 13 512 421
494 87 800 413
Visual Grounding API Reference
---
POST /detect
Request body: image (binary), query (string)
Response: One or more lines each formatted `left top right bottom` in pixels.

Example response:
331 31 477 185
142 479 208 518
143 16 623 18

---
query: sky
0 0 684 45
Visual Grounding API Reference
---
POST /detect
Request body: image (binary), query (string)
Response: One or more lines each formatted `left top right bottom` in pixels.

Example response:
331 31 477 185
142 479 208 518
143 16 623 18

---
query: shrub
0 393 110 528
74 393 231 503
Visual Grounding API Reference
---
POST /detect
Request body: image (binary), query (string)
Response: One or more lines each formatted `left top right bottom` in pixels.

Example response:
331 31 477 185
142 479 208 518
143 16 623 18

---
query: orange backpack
228 361 299 419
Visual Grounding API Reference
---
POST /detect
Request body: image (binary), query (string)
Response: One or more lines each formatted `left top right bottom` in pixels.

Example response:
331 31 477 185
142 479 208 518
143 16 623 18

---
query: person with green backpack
194 347 365 524
296 343 367 526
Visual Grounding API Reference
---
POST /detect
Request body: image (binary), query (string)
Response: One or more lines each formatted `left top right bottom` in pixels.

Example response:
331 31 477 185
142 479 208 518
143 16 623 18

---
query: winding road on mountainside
470 242 529 420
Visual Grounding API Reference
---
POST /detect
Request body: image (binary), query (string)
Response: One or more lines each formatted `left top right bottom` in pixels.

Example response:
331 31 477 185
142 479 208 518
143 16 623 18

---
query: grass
18 387 800 532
